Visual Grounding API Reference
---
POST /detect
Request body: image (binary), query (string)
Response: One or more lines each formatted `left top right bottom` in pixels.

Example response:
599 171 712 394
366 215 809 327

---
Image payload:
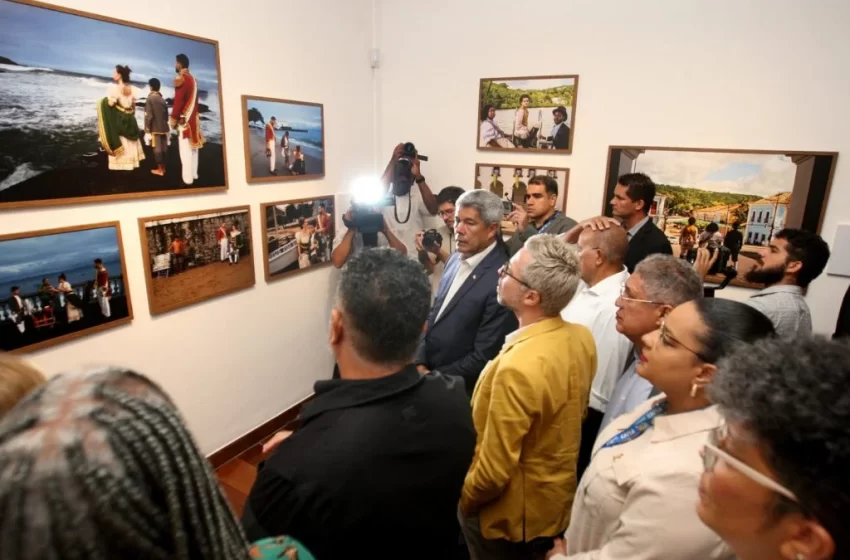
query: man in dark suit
545 105 571 150
415 189 518 397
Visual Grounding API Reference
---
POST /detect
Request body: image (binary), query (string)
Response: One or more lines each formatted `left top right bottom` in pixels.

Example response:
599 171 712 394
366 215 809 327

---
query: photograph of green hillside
477 75 578 153
604 146 837 289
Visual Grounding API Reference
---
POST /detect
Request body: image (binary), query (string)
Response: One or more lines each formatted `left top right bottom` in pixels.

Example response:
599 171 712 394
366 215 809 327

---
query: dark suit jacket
242 366 476 559
415 245 518 396
9 295 24 324
834 284 850 339
550 123 571 149
625 218 673 272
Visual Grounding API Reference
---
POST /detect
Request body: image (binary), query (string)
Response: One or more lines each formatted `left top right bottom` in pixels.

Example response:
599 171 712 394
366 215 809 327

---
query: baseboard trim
207 393 314 469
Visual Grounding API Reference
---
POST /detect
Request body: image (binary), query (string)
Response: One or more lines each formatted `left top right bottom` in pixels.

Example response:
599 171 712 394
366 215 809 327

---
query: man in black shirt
242 248 476 558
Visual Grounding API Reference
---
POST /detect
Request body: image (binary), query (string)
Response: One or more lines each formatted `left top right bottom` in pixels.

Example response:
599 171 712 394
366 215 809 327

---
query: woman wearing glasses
699 336 850 560
547 297 774 560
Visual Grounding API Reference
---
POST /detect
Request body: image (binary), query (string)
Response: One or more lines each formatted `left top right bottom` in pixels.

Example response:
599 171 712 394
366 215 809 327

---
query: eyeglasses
618 285 663 306
659 317 709 362
498 264 532 290
702 423 798 502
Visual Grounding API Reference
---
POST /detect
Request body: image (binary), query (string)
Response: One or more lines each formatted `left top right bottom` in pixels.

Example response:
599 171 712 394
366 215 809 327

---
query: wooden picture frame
138 205 255 315
603 145 839 289
0 221 133 353
0 0 228 210
261 195 335 282
474 163 570 212
477 74 579 154
242 95 325 184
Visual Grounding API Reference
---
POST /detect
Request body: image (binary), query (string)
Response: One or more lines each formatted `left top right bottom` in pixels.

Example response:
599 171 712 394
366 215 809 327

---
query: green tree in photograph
482 81 575 109
656 184 760 218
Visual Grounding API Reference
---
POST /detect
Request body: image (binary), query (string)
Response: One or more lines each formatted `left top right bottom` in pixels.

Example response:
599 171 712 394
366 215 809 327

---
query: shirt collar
461 240 497 269
651 400 721 443
752 284 804 297
586 267 629 297
503 316 564 348
627 216 650 239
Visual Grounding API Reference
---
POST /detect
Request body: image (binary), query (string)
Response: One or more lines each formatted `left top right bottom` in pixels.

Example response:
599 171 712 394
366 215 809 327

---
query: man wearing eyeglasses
598 254 703 432
505 175 577 257
460 234 596 558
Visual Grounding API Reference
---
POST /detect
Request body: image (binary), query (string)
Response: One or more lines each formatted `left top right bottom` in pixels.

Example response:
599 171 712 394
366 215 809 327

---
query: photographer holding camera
331 206 407 268
415 186 464 297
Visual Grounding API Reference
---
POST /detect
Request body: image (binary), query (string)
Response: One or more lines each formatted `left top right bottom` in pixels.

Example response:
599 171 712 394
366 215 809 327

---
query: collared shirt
561 268 632 412
598 349 653 433
626 216 650 240
436 241 497 321
747 284 812 338
383 185 433 259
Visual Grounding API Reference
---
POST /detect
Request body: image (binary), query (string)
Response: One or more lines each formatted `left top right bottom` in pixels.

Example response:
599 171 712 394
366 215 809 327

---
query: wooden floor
216 443 264 518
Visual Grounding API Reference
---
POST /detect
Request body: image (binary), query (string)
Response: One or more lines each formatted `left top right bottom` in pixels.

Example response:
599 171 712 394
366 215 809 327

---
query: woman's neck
665 393 711 415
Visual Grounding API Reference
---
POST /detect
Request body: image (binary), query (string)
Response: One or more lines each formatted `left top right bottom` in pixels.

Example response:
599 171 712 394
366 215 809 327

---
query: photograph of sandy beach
262 196 334 281
477 75 578 154
139 206 254 315
0 222 133 353
0 0 227 209
605 146 838 289
242 95 325 183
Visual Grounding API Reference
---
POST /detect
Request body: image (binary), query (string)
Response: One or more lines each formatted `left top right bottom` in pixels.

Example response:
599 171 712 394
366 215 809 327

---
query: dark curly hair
774 228 831 288
710 336 850 558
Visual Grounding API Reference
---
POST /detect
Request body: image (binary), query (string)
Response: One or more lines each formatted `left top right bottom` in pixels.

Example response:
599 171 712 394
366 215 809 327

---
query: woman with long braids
0 367 314 560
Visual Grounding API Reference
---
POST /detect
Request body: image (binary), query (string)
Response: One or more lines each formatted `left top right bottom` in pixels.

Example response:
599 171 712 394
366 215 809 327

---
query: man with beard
742 228 830 338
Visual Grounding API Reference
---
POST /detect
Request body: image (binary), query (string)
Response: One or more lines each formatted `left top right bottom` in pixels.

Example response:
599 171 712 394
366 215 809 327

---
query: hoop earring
690 383 699 398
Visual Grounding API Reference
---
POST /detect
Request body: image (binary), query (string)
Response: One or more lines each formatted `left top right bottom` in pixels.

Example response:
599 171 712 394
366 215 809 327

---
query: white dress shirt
599 351 653 432
561 268 632 413
436 241 497 321
383 185 434 259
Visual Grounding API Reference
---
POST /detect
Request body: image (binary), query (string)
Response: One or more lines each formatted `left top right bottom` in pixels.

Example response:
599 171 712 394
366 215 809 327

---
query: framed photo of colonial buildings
0 0 228 210
0 221 133 353
603 146 838 288
260 195 335 282
138 205 254 315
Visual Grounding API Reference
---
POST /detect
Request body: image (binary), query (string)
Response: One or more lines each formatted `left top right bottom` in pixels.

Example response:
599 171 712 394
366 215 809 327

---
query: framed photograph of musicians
0 221 133 354
260 195 335 282
139 205 255 315
0 0 228 210
477 74 578 154
242 95 325 183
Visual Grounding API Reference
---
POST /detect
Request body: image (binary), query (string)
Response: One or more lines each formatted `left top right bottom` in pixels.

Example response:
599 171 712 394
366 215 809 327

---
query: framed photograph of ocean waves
0 0 228 210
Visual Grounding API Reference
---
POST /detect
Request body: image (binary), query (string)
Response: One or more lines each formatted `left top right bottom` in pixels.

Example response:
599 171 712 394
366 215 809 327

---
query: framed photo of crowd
0 0 228 210
0 221 133 353
138 205 255 315
260 195 335 282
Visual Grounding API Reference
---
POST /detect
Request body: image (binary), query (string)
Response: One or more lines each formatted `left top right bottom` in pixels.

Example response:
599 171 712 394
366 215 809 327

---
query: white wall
1 0 376 453
377 0 850 335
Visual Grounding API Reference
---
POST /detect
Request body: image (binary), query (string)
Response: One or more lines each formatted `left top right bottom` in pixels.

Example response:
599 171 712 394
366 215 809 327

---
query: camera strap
394 192 413 225
537 211 561 234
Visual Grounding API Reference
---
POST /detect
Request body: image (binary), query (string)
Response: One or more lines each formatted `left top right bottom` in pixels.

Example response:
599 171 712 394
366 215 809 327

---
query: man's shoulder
551 213 578 232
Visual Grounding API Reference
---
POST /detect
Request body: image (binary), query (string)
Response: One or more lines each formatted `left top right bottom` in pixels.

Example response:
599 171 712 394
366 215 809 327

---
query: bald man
561 226 633 478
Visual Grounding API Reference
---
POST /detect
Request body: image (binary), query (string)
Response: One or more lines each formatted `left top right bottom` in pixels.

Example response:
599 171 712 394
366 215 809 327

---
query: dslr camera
392 142 429 193
421 228 443 251
686 244 732 277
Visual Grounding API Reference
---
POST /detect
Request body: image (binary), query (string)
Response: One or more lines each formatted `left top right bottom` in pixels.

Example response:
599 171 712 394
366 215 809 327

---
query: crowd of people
0 157 848 560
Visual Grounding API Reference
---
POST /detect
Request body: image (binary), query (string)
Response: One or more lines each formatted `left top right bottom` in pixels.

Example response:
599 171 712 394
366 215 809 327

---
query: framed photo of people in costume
477 75 578 154
0 0 228 210
474 164 570 213
138 205 254 315
260 195 335 282
241 95 325 183
604 145 838 289
0 221 133 354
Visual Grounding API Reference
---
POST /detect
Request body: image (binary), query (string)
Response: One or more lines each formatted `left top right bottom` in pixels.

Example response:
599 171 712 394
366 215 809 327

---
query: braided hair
0 367 251 560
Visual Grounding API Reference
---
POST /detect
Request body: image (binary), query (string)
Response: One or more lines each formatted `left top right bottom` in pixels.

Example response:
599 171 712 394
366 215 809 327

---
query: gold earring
796 554 806 560
690 383 699 398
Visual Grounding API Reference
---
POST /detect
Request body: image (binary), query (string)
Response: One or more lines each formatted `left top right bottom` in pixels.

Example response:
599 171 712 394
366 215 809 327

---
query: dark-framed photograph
604 146 838 288
0 0 228 210
261 196 335 282
477 74 578 154
139 205 254 315
242 95 325 183
0 221 133 353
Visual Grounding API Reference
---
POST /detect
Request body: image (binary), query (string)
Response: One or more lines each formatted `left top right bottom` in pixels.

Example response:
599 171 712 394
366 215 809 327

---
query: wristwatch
415 175 426 184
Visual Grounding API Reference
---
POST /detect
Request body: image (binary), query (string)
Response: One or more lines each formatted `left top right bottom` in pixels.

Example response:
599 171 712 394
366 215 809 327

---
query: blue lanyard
600 400 667 449
537 211 561 234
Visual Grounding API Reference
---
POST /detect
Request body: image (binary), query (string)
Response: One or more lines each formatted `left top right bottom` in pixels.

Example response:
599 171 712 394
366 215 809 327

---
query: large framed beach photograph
0 222 133 353
477 74 578 154
605 146 838 288
261 196 335 282
242 95 325 183
139 206 254 315
0 0 227 210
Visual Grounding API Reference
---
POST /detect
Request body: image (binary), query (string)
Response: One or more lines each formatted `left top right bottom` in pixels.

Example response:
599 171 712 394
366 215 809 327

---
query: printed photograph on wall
477 74 578 154
0 0 227 209
0 222 133 353
139 206 254 315
261 196 335 282
242 95 325 183
605 146 838 288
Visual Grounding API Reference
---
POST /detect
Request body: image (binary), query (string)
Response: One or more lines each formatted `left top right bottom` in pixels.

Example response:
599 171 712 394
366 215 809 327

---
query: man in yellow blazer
460 234 597 559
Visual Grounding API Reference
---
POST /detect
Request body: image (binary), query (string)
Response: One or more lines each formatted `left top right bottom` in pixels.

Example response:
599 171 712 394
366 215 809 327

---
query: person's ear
778 519 835 560
785 259 803 277
329 308 344 346
489 222 500 240
655 304 673 326
692 363 717 392
523 288 542 308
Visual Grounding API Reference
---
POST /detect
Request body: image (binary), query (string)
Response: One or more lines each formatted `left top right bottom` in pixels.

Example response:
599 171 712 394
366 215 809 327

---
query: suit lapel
433 248 502 327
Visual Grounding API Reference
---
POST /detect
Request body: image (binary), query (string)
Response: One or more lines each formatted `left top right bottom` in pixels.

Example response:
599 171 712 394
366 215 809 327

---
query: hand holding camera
421 229 443 254
507 202 529 230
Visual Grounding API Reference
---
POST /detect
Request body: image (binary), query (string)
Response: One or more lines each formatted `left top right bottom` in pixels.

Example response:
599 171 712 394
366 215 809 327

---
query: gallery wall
0 0 376 454
376 0 850 335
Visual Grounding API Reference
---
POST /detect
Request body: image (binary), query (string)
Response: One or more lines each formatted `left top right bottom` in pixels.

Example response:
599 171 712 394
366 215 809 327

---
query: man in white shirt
561 225 632 478
416 186 463 300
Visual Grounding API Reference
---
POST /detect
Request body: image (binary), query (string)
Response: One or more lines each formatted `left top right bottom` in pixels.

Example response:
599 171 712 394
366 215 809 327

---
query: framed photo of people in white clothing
260 195 335 282
138 205 255 315
0 221 133 354
477 74 578 154
241 95 325 184
0 0 228 210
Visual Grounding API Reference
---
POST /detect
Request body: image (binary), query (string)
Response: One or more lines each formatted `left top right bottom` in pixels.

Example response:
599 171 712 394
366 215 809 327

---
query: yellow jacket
461 316 597 542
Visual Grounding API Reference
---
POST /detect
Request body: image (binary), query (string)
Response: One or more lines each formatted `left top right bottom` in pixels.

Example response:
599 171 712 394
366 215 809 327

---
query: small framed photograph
260 196 335 282
139 205 255 314
475 163 570 213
